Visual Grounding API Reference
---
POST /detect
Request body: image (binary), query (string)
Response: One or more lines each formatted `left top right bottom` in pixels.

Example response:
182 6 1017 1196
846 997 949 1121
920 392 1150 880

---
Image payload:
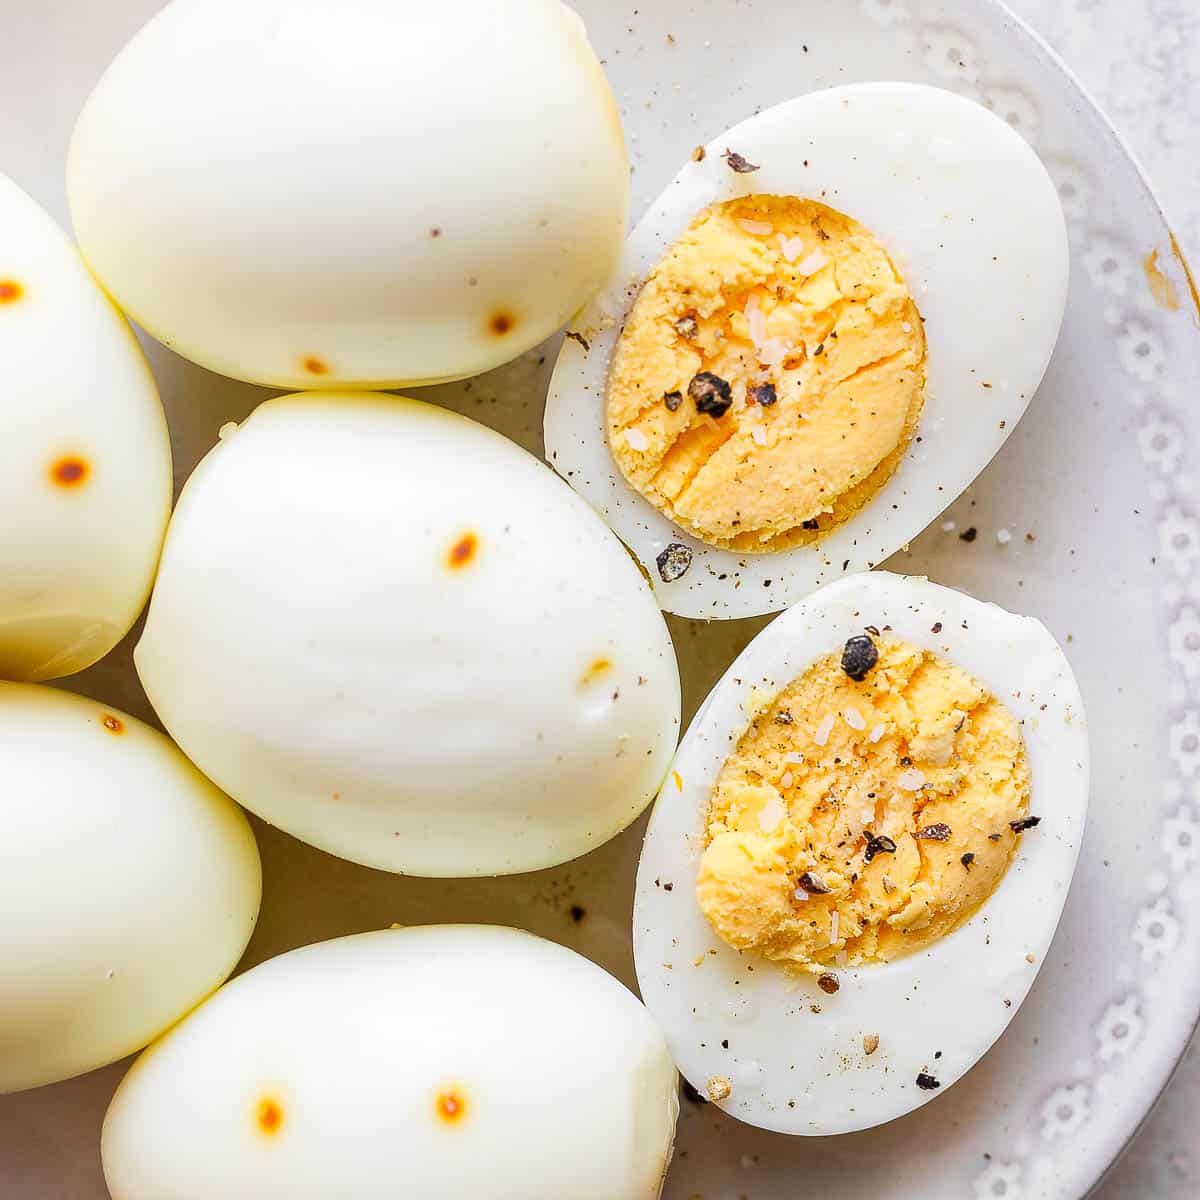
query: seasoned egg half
136 392 680 877
546 83 1069 618
68 0 627 390
0 683 260 1094
633 572 1088 1134
0 174 171 680
102 926 678 1200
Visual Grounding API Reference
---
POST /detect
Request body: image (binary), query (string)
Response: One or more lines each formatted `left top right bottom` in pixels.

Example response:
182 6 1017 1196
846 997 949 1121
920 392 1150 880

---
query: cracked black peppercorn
749 382 777 407
656 542 694 583
841 634 879 681
1010 816 1042 833
798 871 830 895
802 518 820 530
663 390 683 412
961 852 975 870
916 1072 941 1091
689 371 733 417
864 832 898 864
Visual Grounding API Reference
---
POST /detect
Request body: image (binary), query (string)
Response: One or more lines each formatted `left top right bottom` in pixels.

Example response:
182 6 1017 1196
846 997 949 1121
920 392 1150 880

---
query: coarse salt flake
778 234 806 262
869 723 887 743
843 706 866 731
624 427 649 452
758 795 786 833
996 527 1013 545
897 767 927 791
814 714 835 746
941 520 956 532
751 424 769 447
784 750 805 764
793 888 809 902
796 249 828 275
738 218 774 235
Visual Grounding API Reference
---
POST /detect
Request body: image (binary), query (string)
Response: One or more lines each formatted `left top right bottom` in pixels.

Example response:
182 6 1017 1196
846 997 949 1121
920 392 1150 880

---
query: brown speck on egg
691 145 706 162
706 1075 732 1102
817 972 840 995
302 356 329 376
436 1087 468 1124
863 1033 880 1055
488 311 517 337
100 714 124 735
50 456 89 488
447 532 479 569
564 330 590 352
722 148 760 173
255 1096 284 1136
581 657 612 687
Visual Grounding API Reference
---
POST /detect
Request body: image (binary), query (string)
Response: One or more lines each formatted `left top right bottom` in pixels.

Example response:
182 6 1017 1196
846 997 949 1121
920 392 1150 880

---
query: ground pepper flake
722 148 760 173
564 330 590 351
674 314 699 339
1010 816 1041 833
961 852 976 870
916 1072 941 1091
749 382 778 407
841 634 879 681
802 518 820 530
689 371 733 416
864 832 897 863
959 527 978 543
663 389 683 411
917 823 952 842
798 871 830 895
656 542 694 583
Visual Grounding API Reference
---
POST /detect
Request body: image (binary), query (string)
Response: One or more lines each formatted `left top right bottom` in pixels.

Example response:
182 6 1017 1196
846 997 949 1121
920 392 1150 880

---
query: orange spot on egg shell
0 280 23 304
255 1096 284 1137
100 714 125 735
50 456 89 488
447 532 478 569
436 1087 467 1124
302 356 330 376
488 310 517 337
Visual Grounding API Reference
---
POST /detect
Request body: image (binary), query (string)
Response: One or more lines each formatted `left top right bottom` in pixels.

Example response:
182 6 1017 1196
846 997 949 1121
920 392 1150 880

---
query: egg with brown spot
69 0 628 389
102 926 678 1198
0 683 260 1094
0 172 171 682
136 393 679 876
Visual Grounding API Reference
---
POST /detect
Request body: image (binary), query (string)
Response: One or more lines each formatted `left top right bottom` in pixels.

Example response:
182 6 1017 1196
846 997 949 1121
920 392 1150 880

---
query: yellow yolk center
606 195 927 552
696 638 1031 971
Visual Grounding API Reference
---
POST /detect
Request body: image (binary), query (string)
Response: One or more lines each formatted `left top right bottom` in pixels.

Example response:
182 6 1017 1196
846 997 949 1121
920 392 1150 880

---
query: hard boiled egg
546 83 1069 618
136 392 680 876
103 925 678 1199
68 0 628 390
633 571 1088 1134
0 173 171 681
0 683 260 1094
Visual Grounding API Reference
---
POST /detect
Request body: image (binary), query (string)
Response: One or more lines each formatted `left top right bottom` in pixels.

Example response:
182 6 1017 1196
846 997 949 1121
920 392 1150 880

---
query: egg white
545 82 1069 619
136 392 681 877
0 173 171 680
103 926 678 1200
0 683 260 1094
633 571 1088 1134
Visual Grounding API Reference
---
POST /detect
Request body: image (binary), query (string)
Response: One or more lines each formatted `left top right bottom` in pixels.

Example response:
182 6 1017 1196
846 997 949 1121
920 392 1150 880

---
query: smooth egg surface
136 392 680 876
0 683 261 1093
0 173 171 681
102 926 678 1200
633 572 1088 1134
68 0 628 389
545 83 1069 618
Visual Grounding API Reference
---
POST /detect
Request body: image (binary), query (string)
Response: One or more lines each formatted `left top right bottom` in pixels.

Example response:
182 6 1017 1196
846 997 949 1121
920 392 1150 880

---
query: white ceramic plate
2 2 1197 1197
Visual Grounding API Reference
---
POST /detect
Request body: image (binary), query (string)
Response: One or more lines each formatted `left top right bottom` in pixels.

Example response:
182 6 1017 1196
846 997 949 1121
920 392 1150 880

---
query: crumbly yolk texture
606 196 927 552
696 638 1030 971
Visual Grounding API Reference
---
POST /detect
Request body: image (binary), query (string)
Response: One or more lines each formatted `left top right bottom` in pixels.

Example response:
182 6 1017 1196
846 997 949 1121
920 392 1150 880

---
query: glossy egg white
68 0 628 390
545 83 1069 619
0 683 261 1094
0 174 171 681
102 925 678 1199
136 392 680 877
633 571 1088 1134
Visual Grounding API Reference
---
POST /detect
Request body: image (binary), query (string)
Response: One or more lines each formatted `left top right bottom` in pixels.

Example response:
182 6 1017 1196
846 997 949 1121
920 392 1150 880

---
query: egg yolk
696 637 1030 970
606 196 927 551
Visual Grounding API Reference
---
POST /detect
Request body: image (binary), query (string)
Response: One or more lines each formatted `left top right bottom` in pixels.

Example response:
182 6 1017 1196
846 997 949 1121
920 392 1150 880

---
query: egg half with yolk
545 82 1069 618
633 571 1088 1134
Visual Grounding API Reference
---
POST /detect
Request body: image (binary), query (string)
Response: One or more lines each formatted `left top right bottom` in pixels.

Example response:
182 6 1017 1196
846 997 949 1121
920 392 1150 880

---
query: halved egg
545 82 1069 618
102 926 678 1199
633 571 1088 1134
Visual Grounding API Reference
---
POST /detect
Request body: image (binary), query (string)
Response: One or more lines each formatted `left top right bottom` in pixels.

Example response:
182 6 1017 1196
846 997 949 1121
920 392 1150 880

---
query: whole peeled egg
0 173 171 681
634 571 1088 1134
67 0 628 390
0 683 260 1094
135 392 680 876
102 926 678 1199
